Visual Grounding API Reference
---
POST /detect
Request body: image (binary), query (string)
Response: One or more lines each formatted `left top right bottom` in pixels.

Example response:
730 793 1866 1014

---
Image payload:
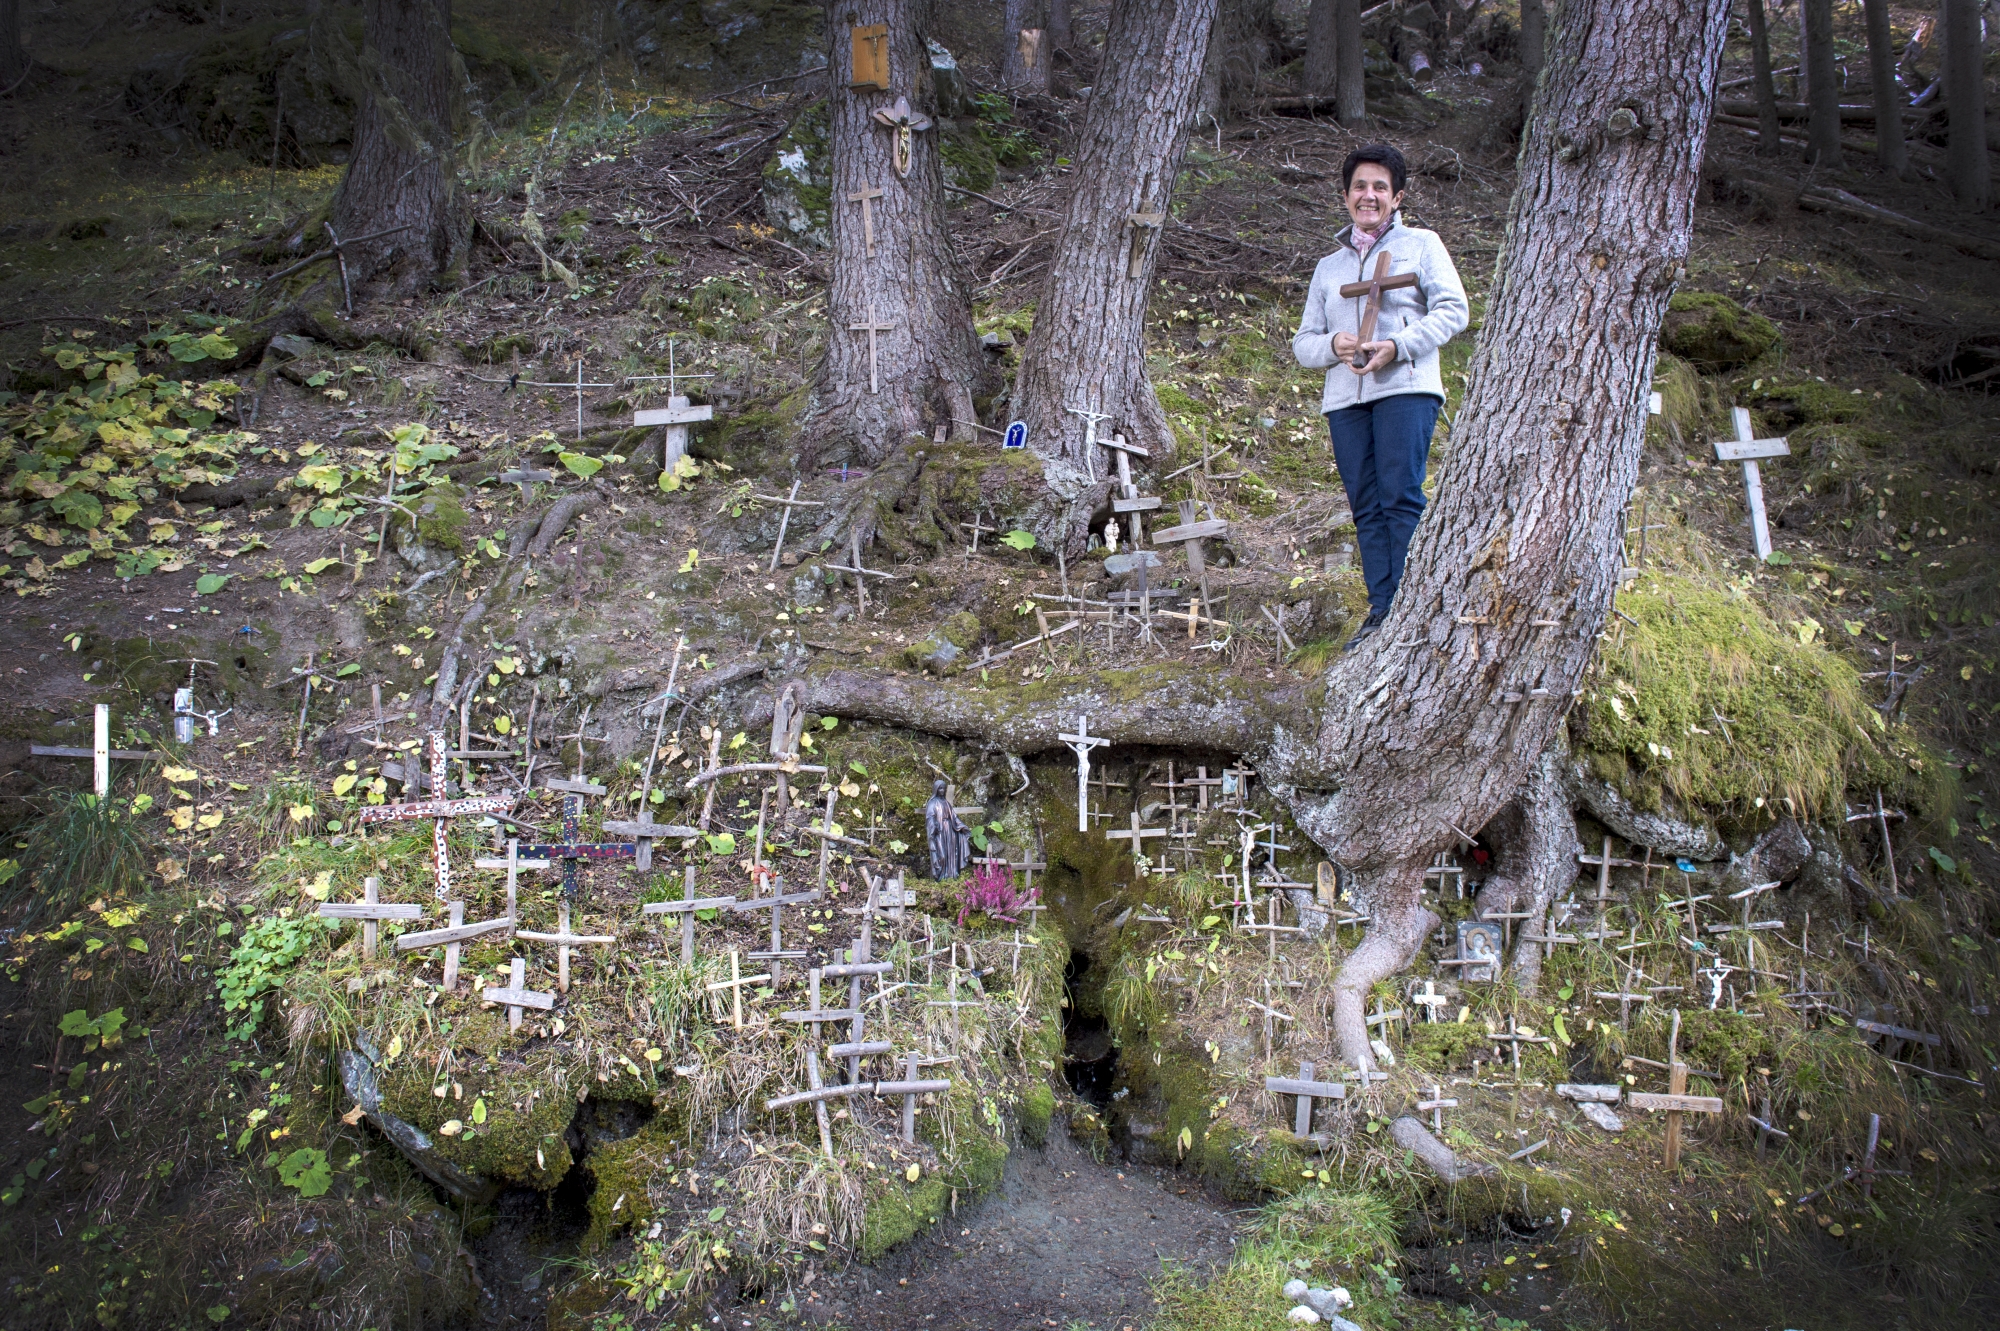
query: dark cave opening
1062 950 1120 1107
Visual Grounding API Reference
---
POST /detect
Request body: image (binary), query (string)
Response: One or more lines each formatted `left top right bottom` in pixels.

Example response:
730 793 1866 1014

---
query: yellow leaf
168 806 194 830
496 656 517 674
341 1104 365 1126
288 803 315 822
161 766 198 783
644 1048 663 1062
439 1119 464 1137
471 1098 487 1125
386 1035 403 1061
196 812 224 830
331 774 357 797
905 1163 921 1182
494 715 512 735
678 547 700 572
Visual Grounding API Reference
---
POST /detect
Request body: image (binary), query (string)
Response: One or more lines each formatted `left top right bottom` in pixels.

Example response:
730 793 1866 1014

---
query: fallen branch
1727 176 2000 262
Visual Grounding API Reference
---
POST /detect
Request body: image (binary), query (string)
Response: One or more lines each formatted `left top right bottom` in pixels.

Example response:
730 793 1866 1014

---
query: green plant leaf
276 1147 332 1197
207 1306 231 1324
705 832 737 856
335 663 360 677
998 529 1035 551
58 1009 96 1038
558 451 603 479
195 573 230 594
302 557 340 574
49 489 103 530
1929 846 1957 873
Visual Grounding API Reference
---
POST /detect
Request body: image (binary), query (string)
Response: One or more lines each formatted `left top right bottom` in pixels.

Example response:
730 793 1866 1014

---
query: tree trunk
0 0 27 87
1746 0 1784 156
1047 0 1073 53
1520 0 1546 78
1941 0 1991 209
1471 747 1577 993
326 0 468 298
1802 0 1842 166
1304 0 1337 99
1010 0 1219 548
1860 0 1908 175
810 0 983 466
1285 0 1735 1069
1334 0 1365 124
1001 0 1050 92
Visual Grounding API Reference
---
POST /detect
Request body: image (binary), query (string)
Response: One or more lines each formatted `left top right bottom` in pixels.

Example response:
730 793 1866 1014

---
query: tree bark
1860 0 1908 175
1801 0 1843 166
1281 0 1734 1069
1472 747 1577 993
1047 0 1073 53
1010 0 1220 548
1001 0 1050 92
0 0 27 87
1941 0 1991 209
1304 0 1337 99
326 0 468 298
1746 0 1784 157
1334 0 1365 125
810 0 983 466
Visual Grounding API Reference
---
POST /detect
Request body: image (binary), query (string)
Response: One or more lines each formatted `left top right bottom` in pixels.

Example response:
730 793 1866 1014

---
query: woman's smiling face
1343 161 1403 233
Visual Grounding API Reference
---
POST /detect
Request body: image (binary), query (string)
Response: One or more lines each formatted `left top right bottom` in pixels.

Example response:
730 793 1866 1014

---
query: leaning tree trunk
1001 0 1050 92
1333 0 1365 124
1801 0 1842 167
1304 0 1337 100
1861 0 1908 176
1010 0 1219 547
1941 0 1991 209
326 0 467 298
1280 0 1735 1070
1746 0 1783 156
810 0 983 467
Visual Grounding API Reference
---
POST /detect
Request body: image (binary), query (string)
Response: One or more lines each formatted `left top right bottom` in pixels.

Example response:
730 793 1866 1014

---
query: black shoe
1343 611 1385 653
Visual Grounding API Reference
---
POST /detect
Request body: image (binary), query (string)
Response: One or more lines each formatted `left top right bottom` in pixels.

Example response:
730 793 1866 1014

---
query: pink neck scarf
1350 221 1385 255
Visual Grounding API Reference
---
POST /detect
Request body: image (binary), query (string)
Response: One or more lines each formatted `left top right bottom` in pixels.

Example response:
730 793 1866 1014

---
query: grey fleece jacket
1291 216 1469 412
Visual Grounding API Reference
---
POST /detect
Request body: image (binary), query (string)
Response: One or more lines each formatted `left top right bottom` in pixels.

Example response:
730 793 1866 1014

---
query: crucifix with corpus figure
357 732 517 899
1057 715 1109 833
1338 250 1420 371
870 95 932 178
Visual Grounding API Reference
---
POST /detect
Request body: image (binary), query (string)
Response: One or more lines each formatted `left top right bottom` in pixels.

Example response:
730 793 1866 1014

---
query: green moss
582 1120 670 1252
939 611 982 649
1019 1081 1055 1147
1660 292 1780 370
1573 570 1896 819
1404 1019 1491 1071
1745 374 1874 427
762 104 831 244
412 483 471 553
377 1051 576 1189
859 1169 951 1259
939 122 998 194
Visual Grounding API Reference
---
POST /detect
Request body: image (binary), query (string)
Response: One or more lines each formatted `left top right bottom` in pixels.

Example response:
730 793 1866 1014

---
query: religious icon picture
1003 420 1027 450
1456 920 1502 983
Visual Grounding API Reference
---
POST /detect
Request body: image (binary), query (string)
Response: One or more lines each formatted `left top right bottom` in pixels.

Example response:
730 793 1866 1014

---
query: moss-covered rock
1660 292 1780 370
1019 1081 1056 1146
762 104 831 248
902 611 983 675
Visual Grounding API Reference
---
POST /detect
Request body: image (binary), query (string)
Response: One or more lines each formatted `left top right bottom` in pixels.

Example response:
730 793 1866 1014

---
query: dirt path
791 1130 1241 1331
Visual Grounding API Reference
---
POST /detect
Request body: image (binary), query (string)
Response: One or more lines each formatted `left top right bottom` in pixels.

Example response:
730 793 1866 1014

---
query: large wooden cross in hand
357 732 517 899
1338 250 1419 370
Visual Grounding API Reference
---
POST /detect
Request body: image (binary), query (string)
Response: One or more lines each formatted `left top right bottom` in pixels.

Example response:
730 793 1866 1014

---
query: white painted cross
707 948 770 1030
1411 980 1451 1023
1714 406 1790 560
1057 714 1109 833
484 956 556 1032
473 839 550 926
629 340 717 474
515 901 616 993
30 704 162 797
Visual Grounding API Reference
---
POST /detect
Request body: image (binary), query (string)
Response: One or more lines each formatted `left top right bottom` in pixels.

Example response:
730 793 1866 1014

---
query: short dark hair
1341 143 1408 193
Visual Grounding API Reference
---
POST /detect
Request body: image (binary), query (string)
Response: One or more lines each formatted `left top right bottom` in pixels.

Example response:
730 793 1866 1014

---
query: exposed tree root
1473 747 1578 994
1390 1115 1498 1183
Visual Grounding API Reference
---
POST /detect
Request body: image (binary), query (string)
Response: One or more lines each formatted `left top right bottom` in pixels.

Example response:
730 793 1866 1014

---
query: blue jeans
1326 394 1442 616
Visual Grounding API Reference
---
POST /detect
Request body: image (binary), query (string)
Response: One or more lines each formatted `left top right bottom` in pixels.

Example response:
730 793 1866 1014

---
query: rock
1287 1308 1321 1325
1102 550 1161 578
266 333 318 360
1566 760 1726 860
1282 1280 1310 1301
1578 1101 1625 1132
1557 1083 1622 1103
980 330 1014 349
760 105 831 248
901 611 982 676
1660 292 1780 370
340 1041 499 1204
790 569 825 607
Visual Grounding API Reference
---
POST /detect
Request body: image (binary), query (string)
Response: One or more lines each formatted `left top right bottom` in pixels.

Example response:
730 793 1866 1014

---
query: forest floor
0 7 1998 1331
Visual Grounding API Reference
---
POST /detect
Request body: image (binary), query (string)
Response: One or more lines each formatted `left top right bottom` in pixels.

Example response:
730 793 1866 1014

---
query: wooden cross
1711 880 1785 973
958 509 996 556
357 732 518 899
734 878 820 983
1243 976 1294 1059
396 901 514 989
602 812 698 875
509 360 618 441
318 875 422 962
484 956 556 1033
1255 822 1296 885
1220 761 1256 812
1337 250 1420 370
1480 909 1533 950
707 949 770 1030
824 957 893 1083
1241 893 1303 963
1411 980 1451 1023
1151 502 1227 609
472 839 547 926
767 1048 859 1157
1490 1016 1551 1074
517 901 615 994
1125 200 1165 279
1626 1011 1723 1169
1057 715 1109 833
1578 836 1640 938
878 1051 951 1144
1104 809 1168 876
1846 789 1905 897
628 341 718 476
750 479 823 573
1099 432 1152 547
1265 1060 1345 1135
30 704 161 796
1422 851 1465 899
847 298 895 394
1592 961 1653 1032
926 946 983 1056
783 967 863 1033
521 763 636 900
1418 1084 1458 1134
1714 406 1790 560
846 182 885 256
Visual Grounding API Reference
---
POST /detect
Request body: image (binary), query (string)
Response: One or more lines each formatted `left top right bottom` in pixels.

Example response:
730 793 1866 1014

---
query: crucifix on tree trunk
809 0 981 464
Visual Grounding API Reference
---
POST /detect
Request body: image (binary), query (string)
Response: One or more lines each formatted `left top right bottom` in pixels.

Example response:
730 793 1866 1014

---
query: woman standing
1292 143 1469 651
